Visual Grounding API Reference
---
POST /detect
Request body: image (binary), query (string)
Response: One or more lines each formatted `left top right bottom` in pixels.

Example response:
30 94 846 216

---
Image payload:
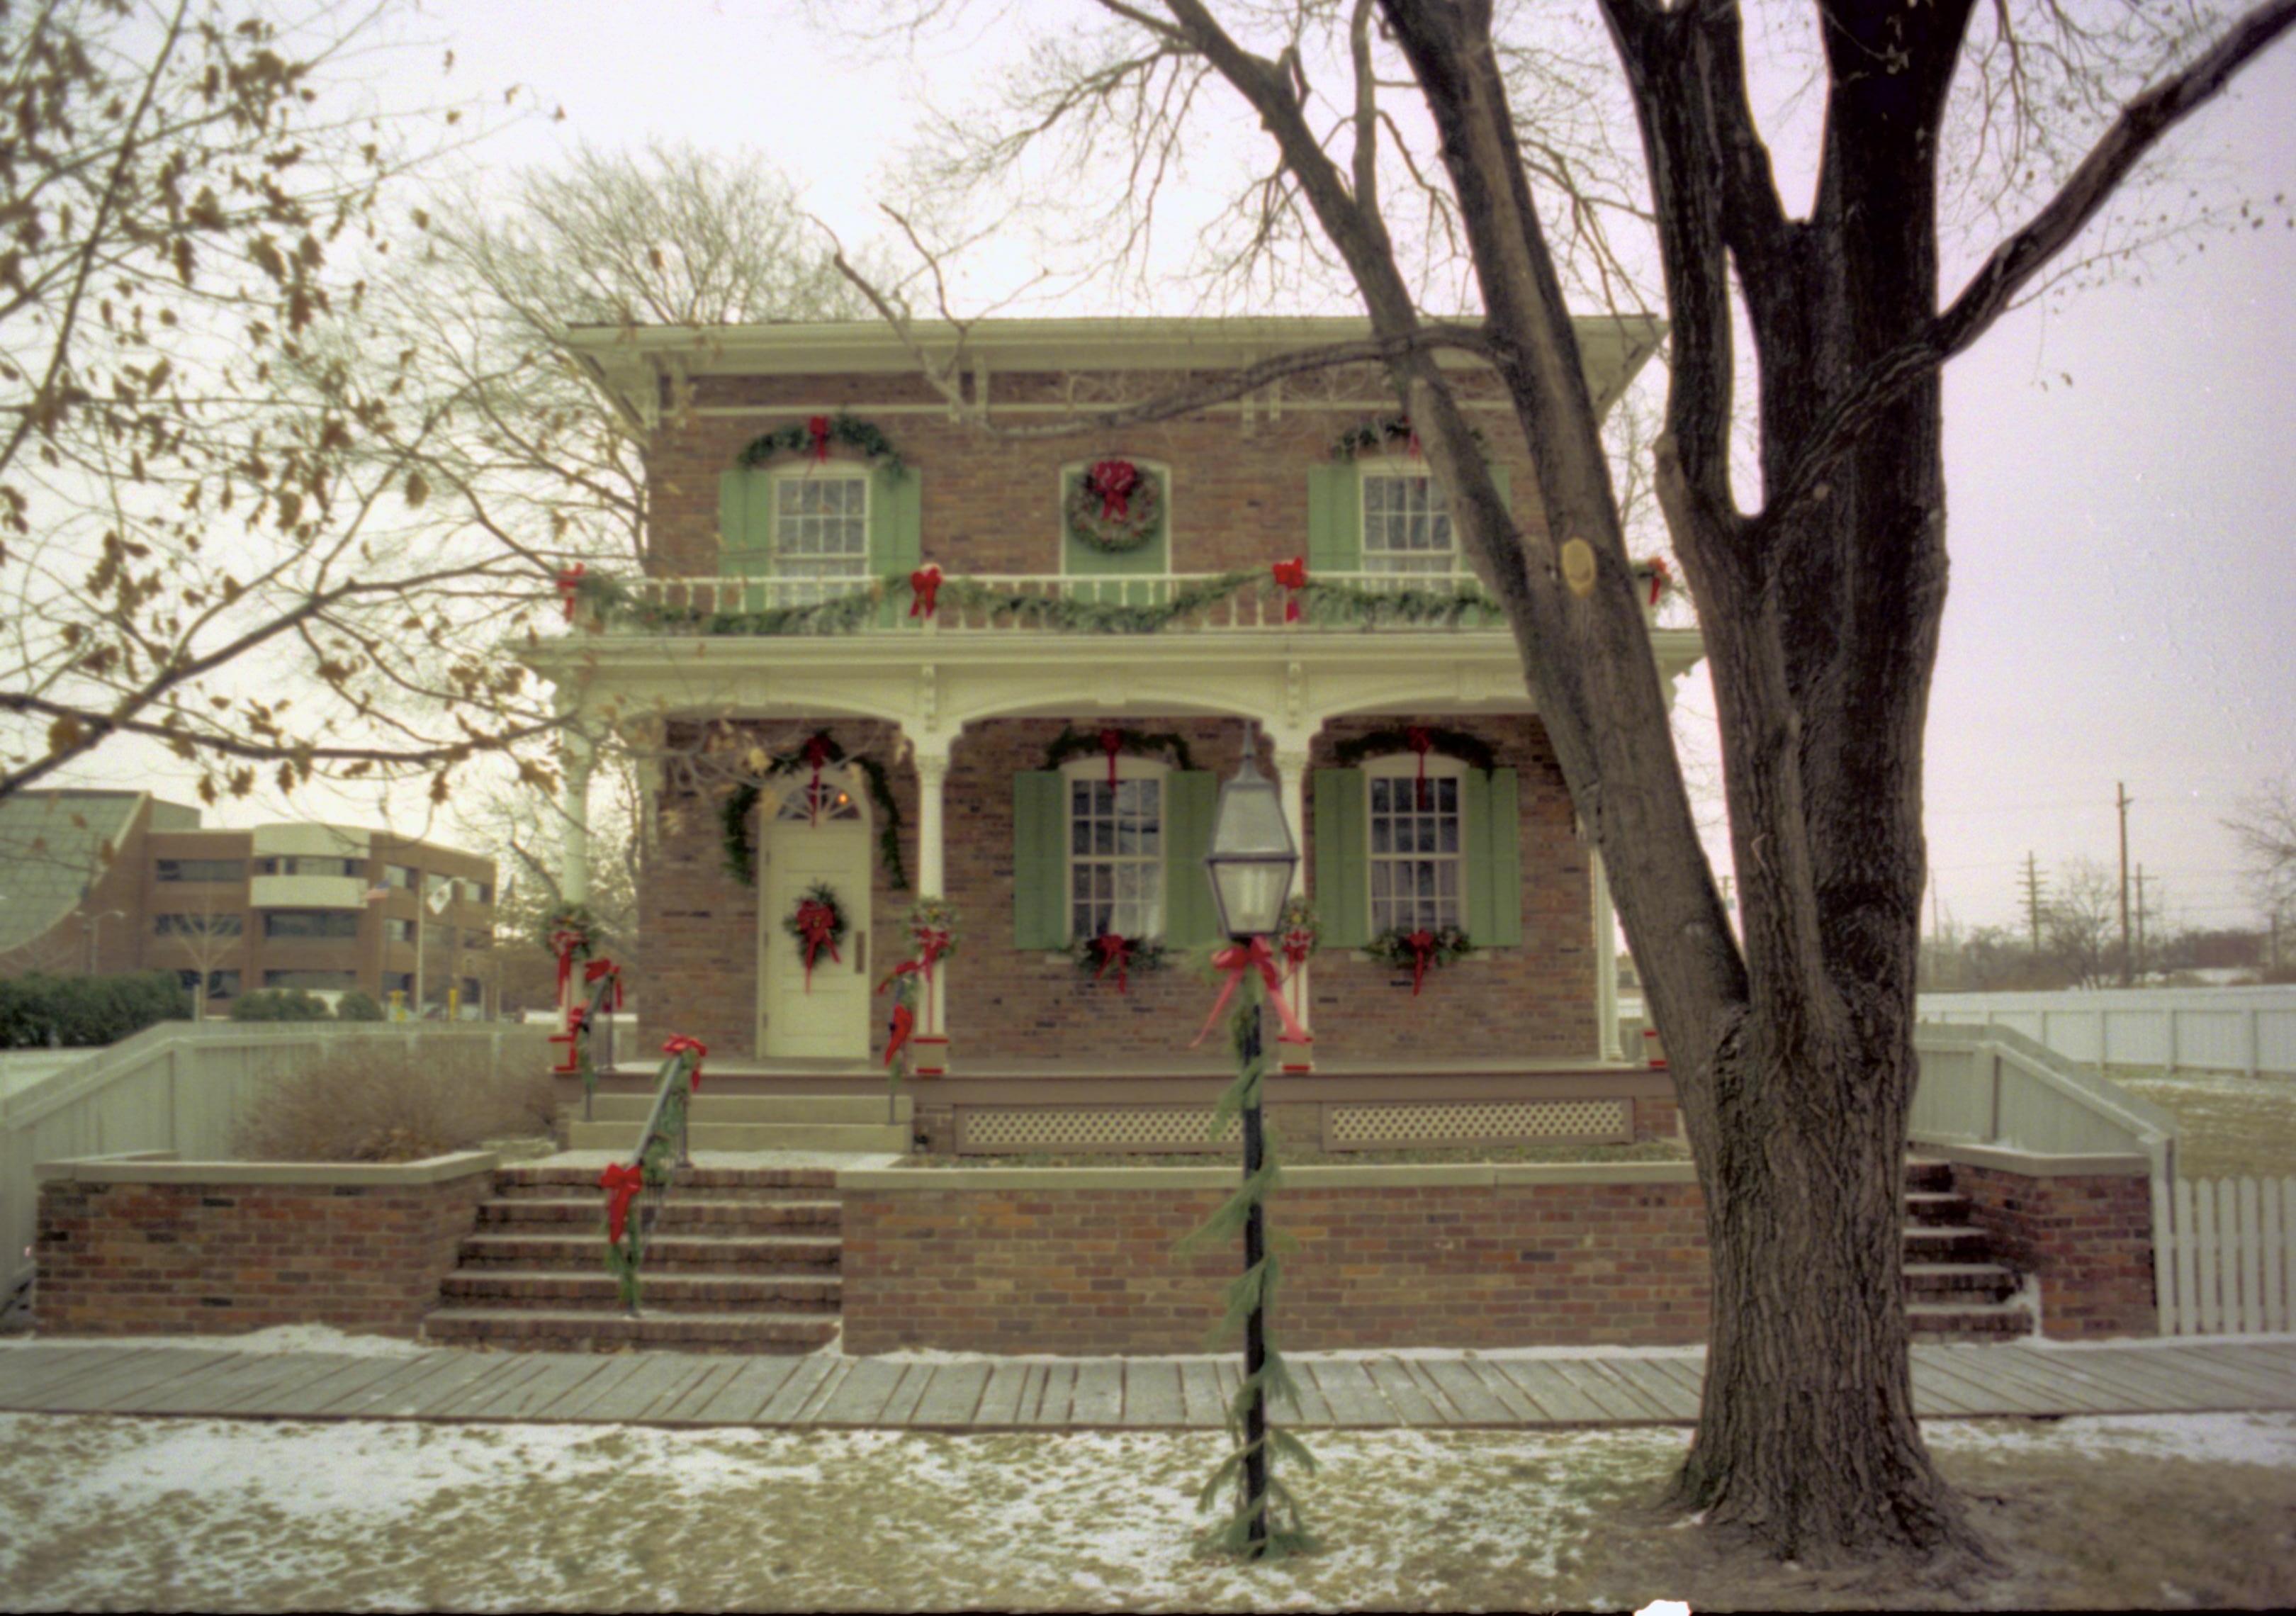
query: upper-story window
1360 463 1456 576
253 856 361 878
156 858 244 882
773 471 870 581
382 864 417 890
263 911 360 940
1364 754 1465 932
1065 757 1164 941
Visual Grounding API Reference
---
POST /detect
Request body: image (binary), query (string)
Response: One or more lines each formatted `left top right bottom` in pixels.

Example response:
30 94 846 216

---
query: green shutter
1062 466 1166 603
719 469 775 576
1161 770 1218 948
1305 464 1361 575
1463 767 1524 947
1012 772 1067 950
1312 768 1368 948
869 465 923 627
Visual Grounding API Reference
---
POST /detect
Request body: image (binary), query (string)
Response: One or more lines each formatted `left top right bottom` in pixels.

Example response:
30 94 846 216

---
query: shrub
0 971 192 1048
332 990 386 1022
234 1038 561 1162
228 987 334 1022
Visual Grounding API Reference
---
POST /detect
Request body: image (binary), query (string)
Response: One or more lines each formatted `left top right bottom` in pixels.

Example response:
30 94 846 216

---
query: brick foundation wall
1954 1162 2156 1339
35 1162 490 1338
840 1170 1711 1354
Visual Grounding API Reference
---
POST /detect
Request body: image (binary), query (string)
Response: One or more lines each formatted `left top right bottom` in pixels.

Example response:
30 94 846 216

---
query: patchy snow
0 1323 429 1357
1928 1410 2296 1469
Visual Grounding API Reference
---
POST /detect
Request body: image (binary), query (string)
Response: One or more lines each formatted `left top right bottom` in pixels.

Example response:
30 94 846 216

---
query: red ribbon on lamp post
1191 936 1313 1050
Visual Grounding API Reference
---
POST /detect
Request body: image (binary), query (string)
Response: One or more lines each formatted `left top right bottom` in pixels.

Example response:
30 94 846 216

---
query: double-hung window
1066 760 1164 941
772 471 870 600
1364 756 1465 932
1360 464 1457 579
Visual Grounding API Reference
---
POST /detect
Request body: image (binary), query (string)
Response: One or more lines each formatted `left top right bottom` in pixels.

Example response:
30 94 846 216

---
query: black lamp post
1202 729 1298 1557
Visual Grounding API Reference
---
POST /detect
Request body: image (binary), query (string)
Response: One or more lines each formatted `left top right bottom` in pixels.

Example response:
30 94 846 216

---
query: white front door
758 779 873 1060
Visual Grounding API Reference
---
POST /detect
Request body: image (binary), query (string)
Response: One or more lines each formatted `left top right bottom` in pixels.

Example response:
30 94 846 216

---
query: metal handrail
601 1042 701 1317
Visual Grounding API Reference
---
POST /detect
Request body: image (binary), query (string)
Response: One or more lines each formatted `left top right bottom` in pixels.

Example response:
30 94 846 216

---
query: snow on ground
4 1410 2294 1612
0 1323 429 1357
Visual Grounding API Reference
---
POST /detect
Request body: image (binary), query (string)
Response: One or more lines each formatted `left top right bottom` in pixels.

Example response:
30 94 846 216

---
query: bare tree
2046 858 2120 988
2225 777 2296 943
835 0 2296 1568
154 885 245 1018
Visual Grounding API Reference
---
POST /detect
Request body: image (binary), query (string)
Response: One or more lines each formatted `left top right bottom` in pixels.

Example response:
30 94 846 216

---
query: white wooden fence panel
2266 1177 2287 1333
1920 989 2296 1078
2155 1173 2296 1335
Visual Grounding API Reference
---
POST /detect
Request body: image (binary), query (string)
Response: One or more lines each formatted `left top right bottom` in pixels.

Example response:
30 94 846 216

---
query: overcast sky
45 1 2295 943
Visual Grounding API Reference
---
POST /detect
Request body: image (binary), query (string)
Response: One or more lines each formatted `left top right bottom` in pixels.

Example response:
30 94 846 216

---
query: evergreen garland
1040 724 1197 775
718 731 910 892
1330 725 1499 774
1329 415 1417 461
736 413 906 476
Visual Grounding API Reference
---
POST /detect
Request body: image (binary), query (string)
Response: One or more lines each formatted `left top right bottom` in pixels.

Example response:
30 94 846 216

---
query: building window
1361 466 1456 576
155 858 243 882
154 912 243 936
262 911 360 939
264 970 358 990
1066 761 1164 941
472 881 493 904
178 968 240 998
1365 757 1465 933
383 971 415 997
254 855 361 878
384 918 415 943
458 976 483 1006
382 864 417 890
773 470 870 588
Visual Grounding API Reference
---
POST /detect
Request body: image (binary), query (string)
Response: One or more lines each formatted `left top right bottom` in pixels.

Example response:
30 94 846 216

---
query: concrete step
565 1120 909 1152
474 1196 840 1233
439 1269 840 1313
492 1165 838 1199
456 1231 843 1273
580 1094 913 1126
1906 1298 2033 1342
1901 1191 1973 1227
422 1307 838 1354
1901 1261 2020 1301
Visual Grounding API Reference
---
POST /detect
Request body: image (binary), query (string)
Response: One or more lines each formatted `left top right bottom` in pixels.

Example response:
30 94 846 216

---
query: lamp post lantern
1201 730 1298 1556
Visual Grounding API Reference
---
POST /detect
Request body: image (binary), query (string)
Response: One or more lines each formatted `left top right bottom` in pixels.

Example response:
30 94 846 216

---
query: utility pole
2020 853 2047 957
2134 865 2154 983
2116 782 2133 987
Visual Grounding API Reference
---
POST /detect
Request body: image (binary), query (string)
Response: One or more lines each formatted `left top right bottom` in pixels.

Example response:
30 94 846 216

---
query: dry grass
2111 1069 2296 1179
233 1044 561 1164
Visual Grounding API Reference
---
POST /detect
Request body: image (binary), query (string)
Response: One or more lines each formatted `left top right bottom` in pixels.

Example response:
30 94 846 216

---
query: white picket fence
1918 987 2296 1077
2152 1174 2296 1335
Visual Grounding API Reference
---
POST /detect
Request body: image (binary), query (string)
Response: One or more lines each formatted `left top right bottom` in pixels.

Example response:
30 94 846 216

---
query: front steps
1903 1158 2033 1342
564 1092 912 1154
424 1164 844 1353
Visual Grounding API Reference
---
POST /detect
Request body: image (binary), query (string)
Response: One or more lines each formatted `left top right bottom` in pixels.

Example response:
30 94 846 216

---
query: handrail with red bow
598 1033 709 1315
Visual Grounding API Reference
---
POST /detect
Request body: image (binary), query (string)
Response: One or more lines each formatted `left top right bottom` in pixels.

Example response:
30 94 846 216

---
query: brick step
1904 1159 1955 1192
565 1120 908 1152
474 1197 840 1231
1899 1224 1995 1262
583 1094 912 1127
1906 1299 2034 1342
1901 1261 2020 1301
456 1231 843 1273
439 1269 840 1312
422 1307 839 1354
493 1165 838 1195
1901 1191 1973 1226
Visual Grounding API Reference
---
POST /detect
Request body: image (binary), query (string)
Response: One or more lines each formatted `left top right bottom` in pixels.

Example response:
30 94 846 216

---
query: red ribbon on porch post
1090 932 1133 994
1405 929 1439 997
1406 724 1434 810
794 899 840 992
549 928 585 1005
804 735 833 826
555 563 587 621
1190 936 1313 1048
1088 459 1138 520
1271 556 1307 624
1642 556 1672 607
1098 727 1125 790
807 415 833 463
599 1162 645 1245
1279 926 1316 982
908 564 942 618
913 928 952 987
884 1001 915 1069
661 1034 708 1092
583 958 623 1011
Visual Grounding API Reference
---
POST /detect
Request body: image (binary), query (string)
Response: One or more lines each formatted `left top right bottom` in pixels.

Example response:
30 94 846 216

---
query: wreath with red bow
1065 459 1164 554
782 882 850 993
1366 923 1473 996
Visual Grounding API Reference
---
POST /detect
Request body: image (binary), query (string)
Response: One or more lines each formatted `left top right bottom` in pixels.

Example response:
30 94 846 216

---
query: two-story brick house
530 318 1703 1146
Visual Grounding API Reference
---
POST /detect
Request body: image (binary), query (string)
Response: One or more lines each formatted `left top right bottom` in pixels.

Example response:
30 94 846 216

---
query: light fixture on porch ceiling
1203 722 1298 940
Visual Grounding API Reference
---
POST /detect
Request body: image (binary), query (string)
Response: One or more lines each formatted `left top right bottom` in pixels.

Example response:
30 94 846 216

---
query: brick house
531 318 1704 1134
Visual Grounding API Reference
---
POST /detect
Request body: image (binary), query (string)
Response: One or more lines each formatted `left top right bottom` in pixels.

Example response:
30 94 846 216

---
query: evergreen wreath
1276 895 1319 963
1040 724 1197 775
907 897 960 961
1367 923 1473 995
717 731 909 891
736 413 905 476
1330 725 1499 775
1072 933 1169 989
783 882 850 990
1064 459 1165 554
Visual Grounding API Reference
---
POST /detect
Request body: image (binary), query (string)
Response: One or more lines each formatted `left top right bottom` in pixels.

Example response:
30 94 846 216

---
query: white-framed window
772 468 870 590
1363 754 1465 932
773 776 865 822
1359 460 1456 576
1064 756 1164 941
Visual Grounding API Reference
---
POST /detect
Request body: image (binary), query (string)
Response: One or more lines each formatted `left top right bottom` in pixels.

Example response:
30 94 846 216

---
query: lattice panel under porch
1325 1099 1631 1149
956 1106 1240 1155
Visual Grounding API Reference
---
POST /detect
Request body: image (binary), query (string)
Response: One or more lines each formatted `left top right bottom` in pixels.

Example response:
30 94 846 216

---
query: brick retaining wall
35 1154 493 1339
1951 1157 2157 1339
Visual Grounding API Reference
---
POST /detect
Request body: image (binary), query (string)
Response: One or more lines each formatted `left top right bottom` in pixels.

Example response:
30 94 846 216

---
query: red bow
807 415 833 463
599 1162 645 1246
805 735 833 825
1191 936 1314 1048
1404 929 1439 997
913 927 952 986
661 1034 708 1092
1271 556 1307 624
884 1001 915 1069
1280 927 1316 975
549 927 586 1002
555 563 587 620
1098 727 1125 790
1406 724 1434 809
1642 556 1672 607
583 958 623 1011
795 899 840 992
1403 418 1422 458
1090 932 1133 995
1088 459 1139 520
909 564 942 618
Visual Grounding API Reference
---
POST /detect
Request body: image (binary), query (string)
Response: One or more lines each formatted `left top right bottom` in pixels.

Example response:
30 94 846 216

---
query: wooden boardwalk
4 1339 2294 1430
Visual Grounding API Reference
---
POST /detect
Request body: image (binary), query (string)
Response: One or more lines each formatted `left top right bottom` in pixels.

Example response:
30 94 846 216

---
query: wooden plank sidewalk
3 1340 2293 1430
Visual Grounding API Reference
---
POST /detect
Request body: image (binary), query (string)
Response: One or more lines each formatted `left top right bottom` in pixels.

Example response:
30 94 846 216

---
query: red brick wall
35 1172 490 1338
1955 1164 2156 1340
840 1176 1711 1354
636 712 1592 1065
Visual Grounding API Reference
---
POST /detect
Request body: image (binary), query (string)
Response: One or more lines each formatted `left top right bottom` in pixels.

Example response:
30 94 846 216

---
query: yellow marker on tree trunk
1560 538 1597 597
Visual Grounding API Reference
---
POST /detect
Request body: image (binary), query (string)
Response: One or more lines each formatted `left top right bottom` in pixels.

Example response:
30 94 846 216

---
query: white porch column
1270 734 1314 1070
560 722 595 907
1592 846 1621 1061
913 744 950 1048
